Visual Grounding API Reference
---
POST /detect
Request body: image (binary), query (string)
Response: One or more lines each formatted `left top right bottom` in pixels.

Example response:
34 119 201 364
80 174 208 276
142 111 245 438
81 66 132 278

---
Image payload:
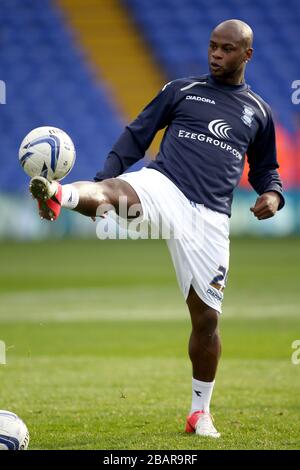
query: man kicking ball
29 19 284 438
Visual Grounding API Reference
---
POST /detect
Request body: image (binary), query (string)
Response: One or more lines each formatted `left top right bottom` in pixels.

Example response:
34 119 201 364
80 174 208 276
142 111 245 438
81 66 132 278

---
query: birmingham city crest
241 105 255 127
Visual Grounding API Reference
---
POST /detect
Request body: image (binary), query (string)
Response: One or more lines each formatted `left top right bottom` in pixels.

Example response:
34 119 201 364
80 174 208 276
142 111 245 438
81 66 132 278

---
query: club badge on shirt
241 105 255 127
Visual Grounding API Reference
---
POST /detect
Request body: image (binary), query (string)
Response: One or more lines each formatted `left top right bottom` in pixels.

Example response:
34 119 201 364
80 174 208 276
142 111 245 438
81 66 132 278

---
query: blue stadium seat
0 0 124 192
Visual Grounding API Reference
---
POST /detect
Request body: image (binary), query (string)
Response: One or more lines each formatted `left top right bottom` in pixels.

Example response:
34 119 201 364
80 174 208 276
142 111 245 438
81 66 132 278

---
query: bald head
213 19 253 49
208 19 254 84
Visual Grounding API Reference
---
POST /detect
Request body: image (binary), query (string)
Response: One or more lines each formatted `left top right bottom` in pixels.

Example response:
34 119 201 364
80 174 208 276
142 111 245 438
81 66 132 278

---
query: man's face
208 30 249 80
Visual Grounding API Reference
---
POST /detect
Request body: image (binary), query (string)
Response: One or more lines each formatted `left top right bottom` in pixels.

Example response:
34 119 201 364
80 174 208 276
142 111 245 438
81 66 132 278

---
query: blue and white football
0 410 29 450
19 126 76 181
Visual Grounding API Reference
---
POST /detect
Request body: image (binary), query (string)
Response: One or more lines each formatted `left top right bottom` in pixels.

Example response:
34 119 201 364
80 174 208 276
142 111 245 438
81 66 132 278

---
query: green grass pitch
0 237 299 450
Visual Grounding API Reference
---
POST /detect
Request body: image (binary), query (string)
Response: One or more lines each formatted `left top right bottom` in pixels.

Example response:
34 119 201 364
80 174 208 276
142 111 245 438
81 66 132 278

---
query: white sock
61 184 80 209
191 377 215 414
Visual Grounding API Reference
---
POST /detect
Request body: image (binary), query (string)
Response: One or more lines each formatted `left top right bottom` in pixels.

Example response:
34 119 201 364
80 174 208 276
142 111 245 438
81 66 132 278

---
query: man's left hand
250 191 281 220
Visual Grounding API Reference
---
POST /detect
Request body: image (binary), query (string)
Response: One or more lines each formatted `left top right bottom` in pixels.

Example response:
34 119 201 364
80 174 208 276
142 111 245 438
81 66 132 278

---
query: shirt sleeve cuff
264 189 285 210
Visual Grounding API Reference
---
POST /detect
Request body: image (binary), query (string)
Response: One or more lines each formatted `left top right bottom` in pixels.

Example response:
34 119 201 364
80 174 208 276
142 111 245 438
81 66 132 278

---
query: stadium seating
0 0 124 192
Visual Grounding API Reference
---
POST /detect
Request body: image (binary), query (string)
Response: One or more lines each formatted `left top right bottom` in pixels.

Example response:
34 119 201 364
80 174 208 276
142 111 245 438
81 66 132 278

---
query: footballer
29 19 284 437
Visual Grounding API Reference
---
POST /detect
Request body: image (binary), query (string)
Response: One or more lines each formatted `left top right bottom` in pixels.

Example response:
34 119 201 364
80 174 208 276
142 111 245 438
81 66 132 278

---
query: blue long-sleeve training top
94 74 284 216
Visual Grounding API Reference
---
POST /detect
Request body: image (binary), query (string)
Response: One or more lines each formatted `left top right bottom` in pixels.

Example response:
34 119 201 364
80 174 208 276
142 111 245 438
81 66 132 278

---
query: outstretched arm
94 82 176 181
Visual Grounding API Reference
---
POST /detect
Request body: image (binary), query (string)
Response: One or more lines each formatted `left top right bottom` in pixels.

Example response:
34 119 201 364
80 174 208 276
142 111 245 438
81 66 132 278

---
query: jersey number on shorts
210 266 228 292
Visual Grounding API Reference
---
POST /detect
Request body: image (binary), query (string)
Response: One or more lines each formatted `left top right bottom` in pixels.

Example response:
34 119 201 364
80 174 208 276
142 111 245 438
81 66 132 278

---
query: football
0 410 30 450
19 126 76 181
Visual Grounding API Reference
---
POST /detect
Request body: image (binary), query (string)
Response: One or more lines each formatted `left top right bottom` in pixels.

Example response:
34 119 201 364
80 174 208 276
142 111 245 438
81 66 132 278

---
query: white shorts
118 168 230 313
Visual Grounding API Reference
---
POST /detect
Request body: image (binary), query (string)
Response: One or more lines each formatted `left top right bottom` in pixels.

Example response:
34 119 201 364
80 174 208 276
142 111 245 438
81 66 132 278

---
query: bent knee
96 178 142 217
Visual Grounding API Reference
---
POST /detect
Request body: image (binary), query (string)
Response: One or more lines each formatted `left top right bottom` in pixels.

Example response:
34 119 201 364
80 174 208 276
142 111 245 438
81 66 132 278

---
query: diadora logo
207 288 223 302
186 95 215 104
208 119 232 139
